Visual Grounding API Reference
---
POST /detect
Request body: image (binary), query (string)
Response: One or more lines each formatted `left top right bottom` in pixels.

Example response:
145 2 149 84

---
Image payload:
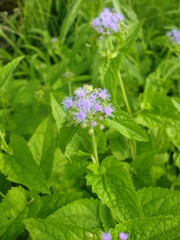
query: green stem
91 129 99 164
118 70 137 159
68 80 72 97
118 71 132 115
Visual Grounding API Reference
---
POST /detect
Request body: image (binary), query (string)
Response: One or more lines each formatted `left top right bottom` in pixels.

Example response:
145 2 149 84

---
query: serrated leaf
138 93 180 130
25 198 100 240
65 128 92 164
25 218 84 240
60 0 83 43
50 93 66 131
112 216 180 240
28 116 56 179
86 156 143 221
0 56 24 87
0 187 40 240
138 187 180 217
0 135 49 194
106 108 148 141
47 198 101 229
38 192 82 218
99 201 116 230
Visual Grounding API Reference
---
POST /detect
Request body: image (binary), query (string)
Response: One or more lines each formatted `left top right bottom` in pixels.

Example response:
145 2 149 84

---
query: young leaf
86 156 143 221
0 187 40 240
0 56 24 87
50 93 66 131
28 115 56 180
112 216 180 240
0 135 49 194
138 187 180 217
106 108 149 141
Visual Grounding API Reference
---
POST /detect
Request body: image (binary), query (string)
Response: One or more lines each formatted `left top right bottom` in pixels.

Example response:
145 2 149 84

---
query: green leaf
0 135 49 194
65 128 92 164
99 201 116 230
25 198 100 240
112 216 180 240
58 123 78 153
138 187 180 217
60 0 83 43
0 187 40 240
25 218 85 240
120 22 142 53
172 97 180 112
47 198 101 229
0 56 24 87
99 55 121 102
86 156 143 221
50 93 66 131
138 93 180 130
38 192 82 218
131 151 155 188
106 108 149 141
28 116 56 179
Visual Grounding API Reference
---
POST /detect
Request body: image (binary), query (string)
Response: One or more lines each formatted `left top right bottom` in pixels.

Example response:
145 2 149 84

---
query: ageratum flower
167 29 180 43
91 8 124 35
62 85 115 131
119 232 129 240
101 230 111 240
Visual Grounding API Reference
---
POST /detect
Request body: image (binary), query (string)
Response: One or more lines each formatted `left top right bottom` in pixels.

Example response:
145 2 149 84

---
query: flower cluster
62 85 115 132
167 29 180 43
102 231 129 240
91 8 124 35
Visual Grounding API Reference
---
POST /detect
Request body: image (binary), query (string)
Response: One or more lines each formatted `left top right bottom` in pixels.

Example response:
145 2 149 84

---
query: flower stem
68 80 72 97
118 70 136 159
91 129 99 164
118 71 132 115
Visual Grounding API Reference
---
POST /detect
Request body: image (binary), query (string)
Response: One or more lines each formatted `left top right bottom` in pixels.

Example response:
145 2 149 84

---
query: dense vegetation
0 0 180 239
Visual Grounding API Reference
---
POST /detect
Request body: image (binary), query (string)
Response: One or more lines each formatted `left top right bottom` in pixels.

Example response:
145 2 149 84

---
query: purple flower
93 102 103 113
75 99 83 109
167 29 180 43
82 99 91 112
99 89 110 100
119 232 129 240
90 93 97 101
104 105 114 117
74 88 86 98
62 85 115 130
102 231 111 240
62 97 73 110
91 8 124 35
74 111 86 123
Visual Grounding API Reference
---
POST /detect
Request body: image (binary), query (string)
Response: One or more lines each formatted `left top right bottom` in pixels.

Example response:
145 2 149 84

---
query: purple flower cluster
167 29 180 43
62 85 115 131
101 231 129 240
92 8 124 35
